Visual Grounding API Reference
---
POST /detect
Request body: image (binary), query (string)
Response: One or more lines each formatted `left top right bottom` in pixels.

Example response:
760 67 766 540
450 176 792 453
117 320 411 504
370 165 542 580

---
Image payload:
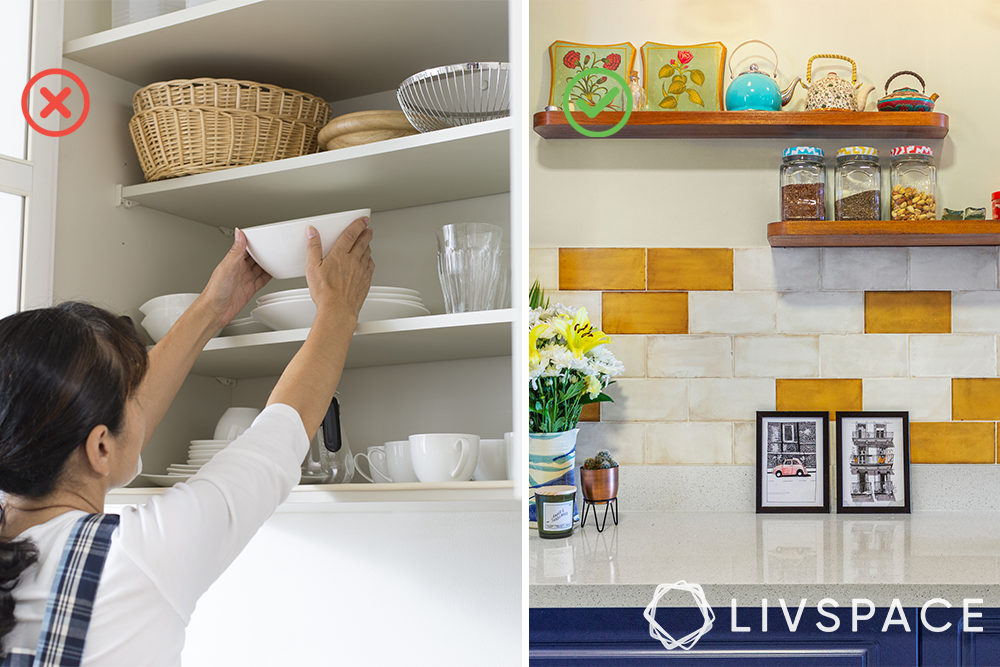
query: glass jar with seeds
890 146 936 221
780 146 826 221
835 146 881 221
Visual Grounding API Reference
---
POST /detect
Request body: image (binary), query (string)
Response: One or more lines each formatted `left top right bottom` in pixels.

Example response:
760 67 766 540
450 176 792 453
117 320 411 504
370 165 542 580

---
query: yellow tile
776 379 863 421
865 291 951 334
953 379 1000 421
579 403 601 422
648 248 733 291
602 292 688 335
910 422 996 463
559 248 645 291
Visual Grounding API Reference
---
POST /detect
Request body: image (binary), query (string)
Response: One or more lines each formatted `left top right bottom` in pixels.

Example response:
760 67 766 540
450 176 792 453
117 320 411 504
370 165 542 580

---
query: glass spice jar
780 146 826 221
890 146 936 221
835 146 881 221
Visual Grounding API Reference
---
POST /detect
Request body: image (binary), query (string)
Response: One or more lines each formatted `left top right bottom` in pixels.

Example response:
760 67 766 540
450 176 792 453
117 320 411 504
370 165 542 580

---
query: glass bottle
890 146 936 221
835 147 880 221
780 146 826 221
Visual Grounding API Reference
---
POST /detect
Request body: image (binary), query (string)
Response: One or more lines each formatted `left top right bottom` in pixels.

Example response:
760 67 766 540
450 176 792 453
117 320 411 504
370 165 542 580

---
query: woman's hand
201 229 272 327
305 216 374 320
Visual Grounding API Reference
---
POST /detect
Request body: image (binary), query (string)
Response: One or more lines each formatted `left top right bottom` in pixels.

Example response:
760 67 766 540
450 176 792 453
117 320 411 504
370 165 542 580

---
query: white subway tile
910 247 999 291
910 335 997 377
954 291 1000 333
777 291 865 334
821 248 908 290
734 421 757 465
862 378 952 421
820 334 909 377
548 290 602 329
690 378 775 421
608 335 645 378
529 247 558 292
576 422 645 465
646 422 734 465
647 335 733 378
602 378 688 421
734 247 821 291
735 336 819 378
690 292 775 334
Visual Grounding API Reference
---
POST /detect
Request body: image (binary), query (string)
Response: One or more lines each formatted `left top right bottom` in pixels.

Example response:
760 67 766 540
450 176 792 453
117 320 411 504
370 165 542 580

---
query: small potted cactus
580 449 619 503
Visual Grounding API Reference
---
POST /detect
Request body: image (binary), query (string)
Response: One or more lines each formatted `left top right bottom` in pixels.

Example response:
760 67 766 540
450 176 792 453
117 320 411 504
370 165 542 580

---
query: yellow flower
585 374 604 397
547 308 611 359
529 323 551 366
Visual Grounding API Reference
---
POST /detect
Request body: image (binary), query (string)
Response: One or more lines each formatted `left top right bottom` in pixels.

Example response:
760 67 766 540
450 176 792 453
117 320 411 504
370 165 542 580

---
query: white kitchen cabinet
56 0 523 508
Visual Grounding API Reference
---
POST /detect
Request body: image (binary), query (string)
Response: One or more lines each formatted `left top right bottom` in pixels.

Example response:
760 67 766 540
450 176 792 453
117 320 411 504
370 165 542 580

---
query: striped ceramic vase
528 429 579 527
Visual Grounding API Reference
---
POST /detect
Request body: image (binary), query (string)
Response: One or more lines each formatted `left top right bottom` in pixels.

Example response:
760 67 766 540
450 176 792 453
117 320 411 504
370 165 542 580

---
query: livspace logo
645 583 986 651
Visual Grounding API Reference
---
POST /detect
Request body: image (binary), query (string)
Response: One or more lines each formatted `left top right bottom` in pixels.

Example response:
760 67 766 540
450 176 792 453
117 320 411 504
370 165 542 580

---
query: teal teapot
725 40 800 111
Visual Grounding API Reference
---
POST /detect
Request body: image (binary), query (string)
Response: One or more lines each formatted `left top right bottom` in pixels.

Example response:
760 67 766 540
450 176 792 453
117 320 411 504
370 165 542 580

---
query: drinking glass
491 244 511 310
436 223 503 313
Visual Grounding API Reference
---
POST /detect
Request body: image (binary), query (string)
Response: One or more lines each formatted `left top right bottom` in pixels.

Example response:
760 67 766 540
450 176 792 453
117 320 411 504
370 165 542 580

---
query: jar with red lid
890 146 936 221
992 191 1000 220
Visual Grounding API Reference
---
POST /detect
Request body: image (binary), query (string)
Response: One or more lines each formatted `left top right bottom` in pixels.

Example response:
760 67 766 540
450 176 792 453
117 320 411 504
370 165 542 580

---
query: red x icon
21 68 90 137
40 87 72 119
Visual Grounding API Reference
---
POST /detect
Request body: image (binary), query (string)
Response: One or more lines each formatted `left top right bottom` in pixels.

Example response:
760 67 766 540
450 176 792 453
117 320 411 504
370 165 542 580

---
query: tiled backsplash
530 246 1000 470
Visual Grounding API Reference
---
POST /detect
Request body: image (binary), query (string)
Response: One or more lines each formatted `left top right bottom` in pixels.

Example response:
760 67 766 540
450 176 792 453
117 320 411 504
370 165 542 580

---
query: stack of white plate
251 286 430 331
167 439 231 478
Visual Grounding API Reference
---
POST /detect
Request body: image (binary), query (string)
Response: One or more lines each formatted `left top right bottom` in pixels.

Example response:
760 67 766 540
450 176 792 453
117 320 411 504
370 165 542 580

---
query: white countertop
529 511 1000 608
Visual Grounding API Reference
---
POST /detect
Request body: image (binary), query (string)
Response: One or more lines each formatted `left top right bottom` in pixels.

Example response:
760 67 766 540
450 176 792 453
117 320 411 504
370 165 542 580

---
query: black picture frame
756 411 830 514
835 411 910 514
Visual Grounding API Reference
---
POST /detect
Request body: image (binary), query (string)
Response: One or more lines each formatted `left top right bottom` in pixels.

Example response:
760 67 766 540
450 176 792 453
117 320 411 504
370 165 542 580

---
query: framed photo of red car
835 412 910 514
756 411 830 513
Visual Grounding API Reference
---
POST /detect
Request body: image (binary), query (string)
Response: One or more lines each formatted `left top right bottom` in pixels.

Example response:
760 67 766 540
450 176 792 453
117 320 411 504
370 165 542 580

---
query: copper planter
580 466 618 502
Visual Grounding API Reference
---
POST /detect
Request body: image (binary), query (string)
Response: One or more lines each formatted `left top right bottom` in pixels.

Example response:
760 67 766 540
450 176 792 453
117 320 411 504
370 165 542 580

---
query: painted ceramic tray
547 40 636 112
641 41 727 111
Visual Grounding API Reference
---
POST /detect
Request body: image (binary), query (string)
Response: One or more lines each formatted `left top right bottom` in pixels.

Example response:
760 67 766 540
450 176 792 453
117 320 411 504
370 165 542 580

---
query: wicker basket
129 106 324 182
133 78 331 125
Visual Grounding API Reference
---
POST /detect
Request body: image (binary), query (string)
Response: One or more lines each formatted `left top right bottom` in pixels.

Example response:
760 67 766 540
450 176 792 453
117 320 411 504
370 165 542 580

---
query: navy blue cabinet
530 607 1000 666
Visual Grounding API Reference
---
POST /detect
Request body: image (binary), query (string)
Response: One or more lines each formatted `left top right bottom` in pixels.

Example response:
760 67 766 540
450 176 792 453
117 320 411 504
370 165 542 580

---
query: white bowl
221 316 271 336
141 307 187 343
243 208 371 280
139 293 199 316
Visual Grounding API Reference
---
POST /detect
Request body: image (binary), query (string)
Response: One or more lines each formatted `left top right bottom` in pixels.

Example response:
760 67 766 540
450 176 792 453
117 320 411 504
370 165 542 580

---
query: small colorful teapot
877 70 939 112
724 40 801 111
800 54 875 111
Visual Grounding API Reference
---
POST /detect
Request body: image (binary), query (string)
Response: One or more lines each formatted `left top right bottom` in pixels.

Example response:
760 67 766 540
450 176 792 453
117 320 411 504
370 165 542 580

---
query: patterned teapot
877 70 939 112
800 54 875 111
724 39 801 111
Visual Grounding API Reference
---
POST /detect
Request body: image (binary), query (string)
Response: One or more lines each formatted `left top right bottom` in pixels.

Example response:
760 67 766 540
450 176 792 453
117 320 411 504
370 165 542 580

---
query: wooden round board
317 110 415 146
324 128 419 150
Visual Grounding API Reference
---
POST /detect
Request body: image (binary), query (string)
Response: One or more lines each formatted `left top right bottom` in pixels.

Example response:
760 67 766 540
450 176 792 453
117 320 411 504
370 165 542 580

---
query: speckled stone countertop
529 511 1000 607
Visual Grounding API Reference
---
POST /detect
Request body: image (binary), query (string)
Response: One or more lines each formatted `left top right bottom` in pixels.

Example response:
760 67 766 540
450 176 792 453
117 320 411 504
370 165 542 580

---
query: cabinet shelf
63 0 508 104
111 480 517 512
767 220 1000 247
532 110 949 139
187 309 514 378
118 119 510 227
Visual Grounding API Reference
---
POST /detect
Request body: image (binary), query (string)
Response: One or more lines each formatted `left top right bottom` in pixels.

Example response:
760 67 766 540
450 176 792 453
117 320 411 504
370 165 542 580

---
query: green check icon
561 67 633 138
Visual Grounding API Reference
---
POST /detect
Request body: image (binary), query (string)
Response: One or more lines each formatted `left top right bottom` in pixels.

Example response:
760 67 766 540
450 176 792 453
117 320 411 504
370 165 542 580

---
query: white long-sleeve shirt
5 403 310 666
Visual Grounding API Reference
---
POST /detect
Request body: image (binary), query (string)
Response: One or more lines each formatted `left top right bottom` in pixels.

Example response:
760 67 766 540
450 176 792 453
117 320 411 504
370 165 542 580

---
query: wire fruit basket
397 62 510 133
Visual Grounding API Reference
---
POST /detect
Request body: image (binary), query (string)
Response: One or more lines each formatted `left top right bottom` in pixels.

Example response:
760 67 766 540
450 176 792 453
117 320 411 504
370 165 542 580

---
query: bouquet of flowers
529 281 624 433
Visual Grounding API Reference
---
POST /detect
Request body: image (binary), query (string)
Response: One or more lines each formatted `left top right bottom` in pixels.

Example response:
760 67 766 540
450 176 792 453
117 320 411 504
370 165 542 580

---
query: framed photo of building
756 412 830 513
835 412 910 514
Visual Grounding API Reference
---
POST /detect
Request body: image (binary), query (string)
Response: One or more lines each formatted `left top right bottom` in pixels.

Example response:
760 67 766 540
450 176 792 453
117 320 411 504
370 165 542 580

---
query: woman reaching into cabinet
0 216 373 665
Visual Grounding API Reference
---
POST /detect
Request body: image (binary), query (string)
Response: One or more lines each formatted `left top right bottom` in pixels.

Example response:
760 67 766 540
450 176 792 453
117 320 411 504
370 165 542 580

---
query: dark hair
0 301 149 650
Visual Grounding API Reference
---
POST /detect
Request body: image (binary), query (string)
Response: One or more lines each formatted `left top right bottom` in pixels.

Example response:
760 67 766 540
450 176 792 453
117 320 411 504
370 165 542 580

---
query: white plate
187 458 213 465
358 298 430 322
257 288 310 306
190 440 233 447
221 316 272 336
257 286 420 307
167 464 202 471
139 474 191 486
369 286 420 297
261 293 425 308
252 297 430 330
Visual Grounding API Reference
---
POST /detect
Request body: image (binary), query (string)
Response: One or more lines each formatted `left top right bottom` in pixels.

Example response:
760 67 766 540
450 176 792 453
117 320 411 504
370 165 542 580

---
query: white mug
214 407 260 441
473 438 508 481
408 433 480 483
384 440 419 483
353 445 390 483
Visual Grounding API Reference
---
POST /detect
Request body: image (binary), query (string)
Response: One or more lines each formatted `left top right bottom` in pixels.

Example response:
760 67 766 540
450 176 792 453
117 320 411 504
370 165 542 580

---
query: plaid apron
2 514 119 667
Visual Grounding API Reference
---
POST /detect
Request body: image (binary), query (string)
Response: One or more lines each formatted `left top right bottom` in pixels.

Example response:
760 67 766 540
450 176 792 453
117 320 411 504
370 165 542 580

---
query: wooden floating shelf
767 220 1000 247
532 110 949 140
